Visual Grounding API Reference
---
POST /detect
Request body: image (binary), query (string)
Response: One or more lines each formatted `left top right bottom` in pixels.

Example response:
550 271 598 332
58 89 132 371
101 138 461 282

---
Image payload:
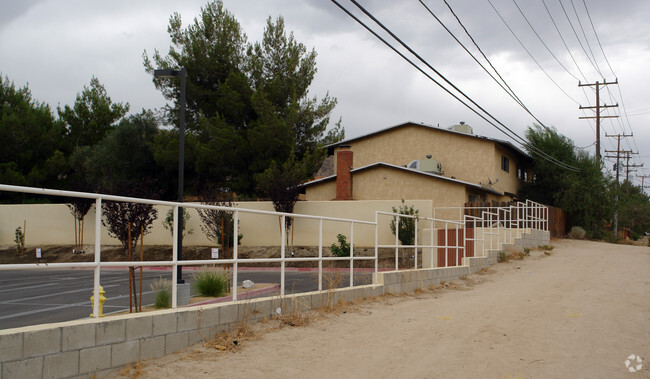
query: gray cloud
1 0 648 181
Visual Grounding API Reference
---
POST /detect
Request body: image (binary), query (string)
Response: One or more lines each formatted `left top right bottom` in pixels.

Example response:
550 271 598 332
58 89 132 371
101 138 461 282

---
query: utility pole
579 79 619 160
622 151 643 183
604 132 632 239
604 133 632 184
637 174 650 194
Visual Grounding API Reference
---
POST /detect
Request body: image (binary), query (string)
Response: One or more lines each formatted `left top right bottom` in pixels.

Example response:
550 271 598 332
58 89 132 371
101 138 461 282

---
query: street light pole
154 67 186 284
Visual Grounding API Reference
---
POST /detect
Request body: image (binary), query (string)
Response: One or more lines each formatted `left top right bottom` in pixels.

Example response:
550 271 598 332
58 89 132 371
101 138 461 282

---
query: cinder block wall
0 244 526 379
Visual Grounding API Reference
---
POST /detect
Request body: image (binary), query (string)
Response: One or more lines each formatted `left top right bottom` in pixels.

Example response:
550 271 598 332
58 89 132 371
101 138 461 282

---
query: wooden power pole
604 133 632 238
579 79 619 160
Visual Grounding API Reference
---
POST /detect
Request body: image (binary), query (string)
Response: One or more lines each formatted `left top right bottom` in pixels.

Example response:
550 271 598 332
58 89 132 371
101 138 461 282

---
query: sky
1 0 649 190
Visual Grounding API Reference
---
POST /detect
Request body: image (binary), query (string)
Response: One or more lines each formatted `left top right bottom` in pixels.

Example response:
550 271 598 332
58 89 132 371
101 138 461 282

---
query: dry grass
118 361 144 378
276 297 312 327
205 315 261 352
509 251 525 260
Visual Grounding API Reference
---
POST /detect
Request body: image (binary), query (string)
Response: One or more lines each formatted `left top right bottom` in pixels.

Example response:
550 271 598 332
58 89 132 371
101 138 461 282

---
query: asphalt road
0 268 373 330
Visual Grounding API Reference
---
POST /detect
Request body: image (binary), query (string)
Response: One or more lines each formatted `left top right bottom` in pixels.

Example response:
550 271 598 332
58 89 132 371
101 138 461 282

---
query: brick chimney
335 145 353 200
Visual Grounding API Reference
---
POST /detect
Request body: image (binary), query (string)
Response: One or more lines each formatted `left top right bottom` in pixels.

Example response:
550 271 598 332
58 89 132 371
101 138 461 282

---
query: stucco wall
351 166 467 207
329 124 530 200
492 145 522 195
333 125 497 188
0 200 434 248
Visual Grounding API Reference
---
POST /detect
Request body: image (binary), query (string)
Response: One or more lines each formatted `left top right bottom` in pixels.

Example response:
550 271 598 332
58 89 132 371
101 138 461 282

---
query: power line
487 0 581 105
511 0 580 81
348 0 580 171
330 0 581 172
569 0 602 76
418 0 551 130
542 0 588 82
557 0 600 77
581 0 616 76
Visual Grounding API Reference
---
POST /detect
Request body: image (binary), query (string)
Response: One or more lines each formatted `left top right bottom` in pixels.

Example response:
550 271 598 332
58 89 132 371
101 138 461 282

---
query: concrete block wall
512 230 551 250
0 248 503 379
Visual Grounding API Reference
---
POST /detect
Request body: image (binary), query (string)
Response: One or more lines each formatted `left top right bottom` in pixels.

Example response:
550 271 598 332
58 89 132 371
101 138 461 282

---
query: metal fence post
349 222 354 286
318 218 323 291
233 210 239 301
93 197 102 319
280 215 286 296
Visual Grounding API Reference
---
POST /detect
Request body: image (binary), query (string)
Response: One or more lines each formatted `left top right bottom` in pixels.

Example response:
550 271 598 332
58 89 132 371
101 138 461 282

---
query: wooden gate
437 228 474 267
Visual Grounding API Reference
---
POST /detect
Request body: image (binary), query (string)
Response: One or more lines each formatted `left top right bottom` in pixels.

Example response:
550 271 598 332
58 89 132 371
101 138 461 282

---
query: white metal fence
0 184 548 319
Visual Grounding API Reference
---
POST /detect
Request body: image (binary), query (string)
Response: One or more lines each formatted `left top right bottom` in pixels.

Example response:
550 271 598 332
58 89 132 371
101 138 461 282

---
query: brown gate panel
437 228 471 267
465 228 474 258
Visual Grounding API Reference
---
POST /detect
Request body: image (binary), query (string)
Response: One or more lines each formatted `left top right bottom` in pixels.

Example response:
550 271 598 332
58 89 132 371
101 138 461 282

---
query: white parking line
0 289 157 321
2 284 120 303
0 283 57 293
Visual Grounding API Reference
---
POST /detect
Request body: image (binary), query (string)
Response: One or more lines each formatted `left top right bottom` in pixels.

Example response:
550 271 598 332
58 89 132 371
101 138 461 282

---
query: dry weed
118 361 144 378
509 251 525 260
206 319 259 352
276 297 312 327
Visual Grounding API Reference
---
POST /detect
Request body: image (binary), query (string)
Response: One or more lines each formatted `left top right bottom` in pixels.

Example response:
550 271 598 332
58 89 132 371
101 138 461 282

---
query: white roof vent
407 156 443 175
449 121 473 134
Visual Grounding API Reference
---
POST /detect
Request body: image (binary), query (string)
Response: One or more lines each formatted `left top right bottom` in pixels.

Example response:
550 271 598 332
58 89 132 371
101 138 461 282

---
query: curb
184 284 281 307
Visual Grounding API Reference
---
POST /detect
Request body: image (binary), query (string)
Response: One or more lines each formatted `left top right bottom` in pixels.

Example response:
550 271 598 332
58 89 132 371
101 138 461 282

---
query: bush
162 208 193 237
389 199 419 246
193 268 229 297
569 226 586 239
331 234 350 257
498 251 507 262
14 226 25 253
150 277 171 309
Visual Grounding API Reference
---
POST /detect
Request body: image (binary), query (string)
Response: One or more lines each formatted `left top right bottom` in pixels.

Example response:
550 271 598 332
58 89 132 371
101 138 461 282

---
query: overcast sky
1 0 649 189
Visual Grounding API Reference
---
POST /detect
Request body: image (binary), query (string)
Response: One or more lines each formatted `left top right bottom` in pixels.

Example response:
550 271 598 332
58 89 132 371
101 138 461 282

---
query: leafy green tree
617 181 650 236
85 110 168 197
58 77 129 150
144 1 343 196
519 125 613 237
0 76 66 199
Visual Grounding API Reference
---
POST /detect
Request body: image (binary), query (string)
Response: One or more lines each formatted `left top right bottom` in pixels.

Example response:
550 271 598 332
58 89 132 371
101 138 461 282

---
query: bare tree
66 200 93 253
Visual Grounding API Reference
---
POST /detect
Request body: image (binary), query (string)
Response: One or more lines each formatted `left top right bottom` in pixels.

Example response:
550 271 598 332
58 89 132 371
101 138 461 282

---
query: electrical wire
581 0 615 76
557 0 599 78
418 0 551 130
541 0 588 82
569 0 602 76
487 0 581 105
511 0 580 82
330 0 581 172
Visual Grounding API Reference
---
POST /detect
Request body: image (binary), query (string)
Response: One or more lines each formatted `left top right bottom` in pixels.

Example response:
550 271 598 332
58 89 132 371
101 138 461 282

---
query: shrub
162 208 193 237
497 251 507 262
569 226 586 239
331 234 350 257
150 277 171 309
14 226 25 253
193 268 229 297
389 199 419 246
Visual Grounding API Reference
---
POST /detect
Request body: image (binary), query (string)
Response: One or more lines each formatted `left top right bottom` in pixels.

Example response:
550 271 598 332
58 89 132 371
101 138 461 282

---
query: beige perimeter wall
0 200 434 248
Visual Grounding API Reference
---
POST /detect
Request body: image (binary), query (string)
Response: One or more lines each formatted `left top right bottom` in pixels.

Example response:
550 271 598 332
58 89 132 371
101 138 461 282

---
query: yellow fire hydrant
90 286 106 317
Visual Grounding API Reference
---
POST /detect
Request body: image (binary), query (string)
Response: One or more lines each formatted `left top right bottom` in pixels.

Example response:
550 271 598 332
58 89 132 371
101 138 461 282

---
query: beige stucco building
301 121 532 207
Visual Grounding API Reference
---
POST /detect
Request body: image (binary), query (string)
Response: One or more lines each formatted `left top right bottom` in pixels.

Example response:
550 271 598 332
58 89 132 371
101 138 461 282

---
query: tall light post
154 67 186 284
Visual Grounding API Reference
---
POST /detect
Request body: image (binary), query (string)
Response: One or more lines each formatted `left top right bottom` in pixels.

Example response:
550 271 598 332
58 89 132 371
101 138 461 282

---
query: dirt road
117 239 649 378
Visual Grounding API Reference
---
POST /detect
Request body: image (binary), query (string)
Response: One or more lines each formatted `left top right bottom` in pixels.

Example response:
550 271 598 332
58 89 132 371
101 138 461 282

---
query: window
501 155 509 173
